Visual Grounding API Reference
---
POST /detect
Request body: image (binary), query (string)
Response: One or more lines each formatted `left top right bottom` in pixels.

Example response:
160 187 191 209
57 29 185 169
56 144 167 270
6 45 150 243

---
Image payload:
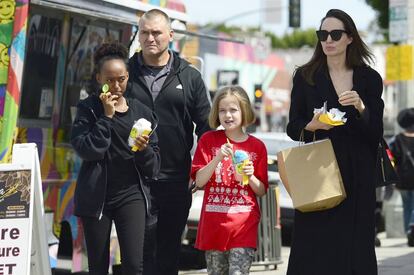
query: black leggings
81 199 146 275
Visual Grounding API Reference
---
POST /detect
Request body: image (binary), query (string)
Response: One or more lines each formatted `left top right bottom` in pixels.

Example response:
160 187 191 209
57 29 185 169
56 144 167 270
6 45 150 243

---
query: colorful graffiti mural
0 0 28 163
14 13 126 270
16 126 87 270
1 0 188 271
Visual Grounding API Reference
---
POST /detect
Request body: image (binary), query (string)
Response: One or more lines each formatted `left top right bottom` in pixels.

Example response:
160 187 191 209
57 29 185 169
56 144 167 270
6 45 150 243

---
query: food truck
0 0 187 272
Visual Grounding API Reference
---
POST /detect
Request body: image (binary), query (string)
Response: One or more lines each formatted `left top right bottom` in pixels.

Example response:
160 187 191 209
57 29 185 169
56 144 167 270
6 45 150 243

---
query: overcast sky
183 0 377 35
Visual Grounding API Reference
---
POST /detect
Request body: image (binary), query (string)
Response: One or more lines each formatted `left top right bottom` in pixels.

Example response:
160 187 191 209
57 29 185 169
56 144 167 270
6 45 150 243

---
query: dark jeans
81 199 146 275
400 190 414 232
143 181 192 275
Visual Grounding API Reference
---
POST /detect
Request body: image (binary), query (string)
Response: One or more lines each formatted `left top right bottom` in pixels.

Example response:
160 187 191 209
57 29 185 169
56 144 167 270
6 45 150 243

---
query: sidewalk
377 236 414 275
179 234 414 275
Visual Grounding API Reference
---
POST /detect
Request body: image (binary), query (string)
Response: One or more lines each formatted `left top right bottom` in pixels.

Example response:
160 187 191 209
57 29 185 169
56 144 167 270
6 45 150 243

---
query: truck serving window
19 13 62 125
60 18 123 132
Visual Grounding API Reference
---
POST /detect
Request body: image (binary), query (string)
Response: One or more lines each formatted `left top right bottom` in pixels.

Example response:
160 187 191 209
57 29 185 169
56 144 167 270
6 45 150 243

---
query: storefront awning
103 0 188 22
30 0 188 25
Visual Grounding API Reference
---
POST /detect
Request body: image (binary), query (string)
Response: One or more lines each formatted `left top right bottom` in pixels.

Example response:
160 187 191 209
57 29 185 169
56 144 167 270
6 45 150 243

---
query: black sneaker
375 236 381 247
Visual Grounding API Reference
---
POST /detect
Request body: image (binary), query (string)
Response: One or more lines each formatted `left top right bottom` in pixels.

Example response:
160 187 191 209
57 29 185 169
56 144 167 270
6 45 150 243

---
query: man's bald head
140 9 171 30
138 8 174 65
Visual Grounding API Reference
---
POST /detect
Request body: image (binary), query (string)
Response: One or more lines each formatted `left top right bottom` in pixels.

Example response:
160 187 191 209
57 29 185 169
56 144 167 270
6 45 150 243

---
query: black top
106 110 144 208
391 133 414 189
71 95 160 218
127 51 211 183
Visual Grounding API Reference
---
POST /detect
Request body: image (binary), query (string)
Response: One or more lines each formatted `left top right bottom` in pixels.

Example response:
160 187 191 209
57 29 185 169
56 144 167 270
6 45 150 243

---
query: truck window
19 14 62 126
59 19 124 133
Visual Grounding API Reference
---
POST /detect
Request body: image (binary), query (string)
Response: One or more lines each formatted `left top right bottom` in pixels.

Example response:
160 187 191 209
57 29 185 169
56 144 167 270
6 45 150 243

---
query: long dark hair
89 42 129 94
298 9 374 85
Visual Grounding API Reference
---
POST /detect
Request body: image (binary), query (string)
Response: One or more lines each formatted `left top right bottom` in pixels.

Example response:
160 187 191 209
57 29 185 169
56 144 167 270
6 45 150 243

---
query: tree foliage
204 23 260 34
203 23 318 49
266 29 318 49
365 0 389 29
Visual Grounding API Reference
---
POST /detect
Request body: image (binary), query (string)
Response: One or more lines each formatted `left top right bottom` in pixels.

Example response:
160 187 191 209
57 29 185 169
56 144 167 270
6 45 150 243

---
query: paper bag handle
299 129 316 145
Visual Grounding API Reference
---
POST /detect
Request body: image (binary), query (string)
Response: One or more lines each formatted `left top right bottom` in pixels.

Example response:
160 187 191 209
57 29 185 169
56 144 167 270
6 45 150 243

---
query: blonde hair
209 85 256 129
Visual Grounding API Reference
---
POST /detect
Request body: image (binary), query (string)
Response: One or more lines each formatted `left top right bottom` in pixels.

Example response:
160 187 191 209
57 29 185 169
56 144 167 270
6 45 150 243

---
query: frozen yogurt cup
318 111 346 126
128 118 152 152
233 150 249 185
314 102 347 126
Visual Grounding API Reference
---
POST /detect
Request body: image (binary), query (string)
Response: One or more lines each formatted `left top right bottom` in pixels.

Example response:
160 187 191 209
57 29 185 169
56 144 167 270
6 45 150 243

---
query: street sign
386 45 413 81
389 0 408 42
217 70 239 88
0 143 51 275
262 0 282 24
249 36 271 61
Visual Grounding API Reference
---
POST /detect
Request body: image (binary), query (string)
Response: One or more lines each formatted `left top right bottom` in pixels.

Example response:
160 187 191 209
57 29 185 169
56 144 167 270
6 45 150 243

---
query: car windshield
268 157 278 172
252 132 297 173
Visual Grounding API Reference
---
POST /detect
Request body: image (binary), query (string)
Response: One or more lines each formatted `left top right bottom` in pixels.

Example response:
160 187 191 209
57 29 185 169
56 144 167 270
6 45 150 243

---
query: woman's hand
305 112 334 132
99 93 119 118
338 90 365 113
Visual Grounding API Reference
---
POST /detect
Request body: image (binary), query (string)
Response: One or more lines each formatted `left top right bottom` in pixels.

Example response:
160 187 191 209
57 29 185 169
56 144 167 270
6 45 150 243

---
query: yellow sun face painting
0 0 15 22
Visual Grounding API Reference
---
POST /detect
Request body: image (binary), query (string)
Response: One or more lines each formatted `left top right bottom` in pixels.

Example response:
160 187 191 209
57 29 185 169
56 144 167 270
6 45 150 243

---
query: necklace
115 98 129 113
115 105 129 113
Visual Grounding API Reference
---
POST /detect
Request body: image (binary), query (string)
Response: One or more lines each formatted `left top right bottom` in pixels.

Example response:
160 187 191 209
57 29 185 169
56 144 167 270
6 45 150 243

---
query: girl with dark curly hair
71 42 160 275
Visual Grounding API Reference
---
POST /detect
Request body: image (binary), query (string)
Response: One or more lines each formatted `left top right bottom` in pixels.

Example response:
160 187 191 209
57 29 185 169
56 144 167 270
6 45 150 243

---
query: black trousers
81 199 146 275
143 181 192 275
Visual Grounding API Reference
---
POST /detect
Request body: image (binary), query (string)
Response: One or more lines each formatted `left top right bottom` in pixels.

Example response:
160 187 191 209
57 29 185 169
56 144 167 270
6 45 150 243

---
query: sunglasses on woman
316 30 349 42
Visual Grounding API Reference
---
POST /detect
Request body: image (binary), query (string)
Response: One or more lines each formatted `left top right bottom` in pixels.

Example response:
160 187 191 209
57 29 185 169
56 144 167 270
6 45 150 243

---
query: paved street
179 234 414 275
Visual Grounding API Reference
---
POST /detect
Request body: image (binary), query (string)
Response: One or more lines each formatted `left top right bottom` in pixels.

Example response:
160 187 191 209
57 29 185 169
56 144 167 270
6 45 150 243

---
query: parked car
181 132 297 261
267 155 294 246
252 132 297 246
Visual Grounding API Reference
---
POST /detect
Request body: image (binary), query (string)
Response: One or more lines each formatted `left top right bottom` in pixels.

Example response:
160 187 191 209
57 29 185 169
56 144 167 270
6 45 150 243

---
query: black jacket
127 51 211 182
70 94 160 218
390 133 414 190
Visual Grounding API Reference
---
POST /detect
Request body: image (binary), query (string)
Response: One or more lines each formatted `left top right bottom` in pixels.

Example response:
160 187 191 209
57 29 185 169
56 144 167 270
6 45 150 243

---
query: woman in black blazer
286 9 384 275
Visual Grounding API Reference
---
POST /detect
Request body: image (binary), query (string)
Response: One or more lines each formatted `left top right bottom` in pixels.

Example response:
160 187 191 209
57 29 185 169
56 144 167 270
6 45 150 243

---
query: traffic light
289 0 301 28
254 84 263 103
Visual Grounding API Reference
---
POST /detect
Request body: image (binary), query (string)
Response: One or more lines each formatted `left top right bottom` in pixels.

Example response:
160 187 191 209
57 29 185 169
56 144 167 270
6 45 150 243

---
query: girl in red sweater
191 85 268 274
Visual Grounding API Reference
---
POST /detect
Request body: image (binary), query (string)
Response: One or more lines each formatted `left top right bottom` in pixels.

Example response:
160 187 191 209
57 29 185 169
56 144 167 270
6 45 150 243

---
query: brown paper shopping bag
277 139 346 212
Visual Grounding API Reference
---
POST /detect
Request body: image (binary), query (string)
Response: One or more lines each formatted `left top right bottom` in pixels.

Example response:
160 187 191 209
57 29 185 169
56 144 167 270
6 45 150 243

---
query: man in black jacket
127 8 211 275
